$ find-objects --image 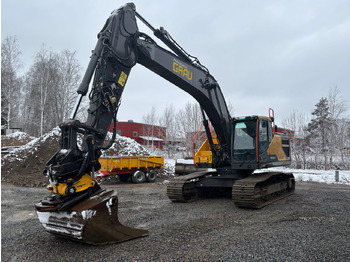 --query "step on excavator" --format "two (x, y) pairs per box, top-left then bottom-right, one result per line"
(35, 3), (295, 245)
